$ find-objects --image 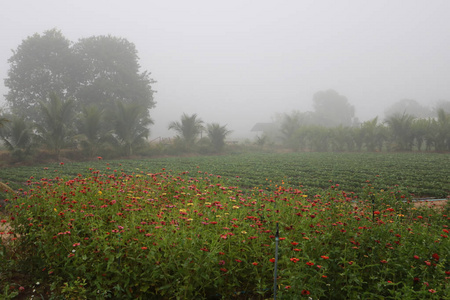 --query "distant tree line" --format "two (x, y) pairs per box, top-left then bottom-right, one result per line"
(1, 29), (449, 164)
(273, 109), (450, 152)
